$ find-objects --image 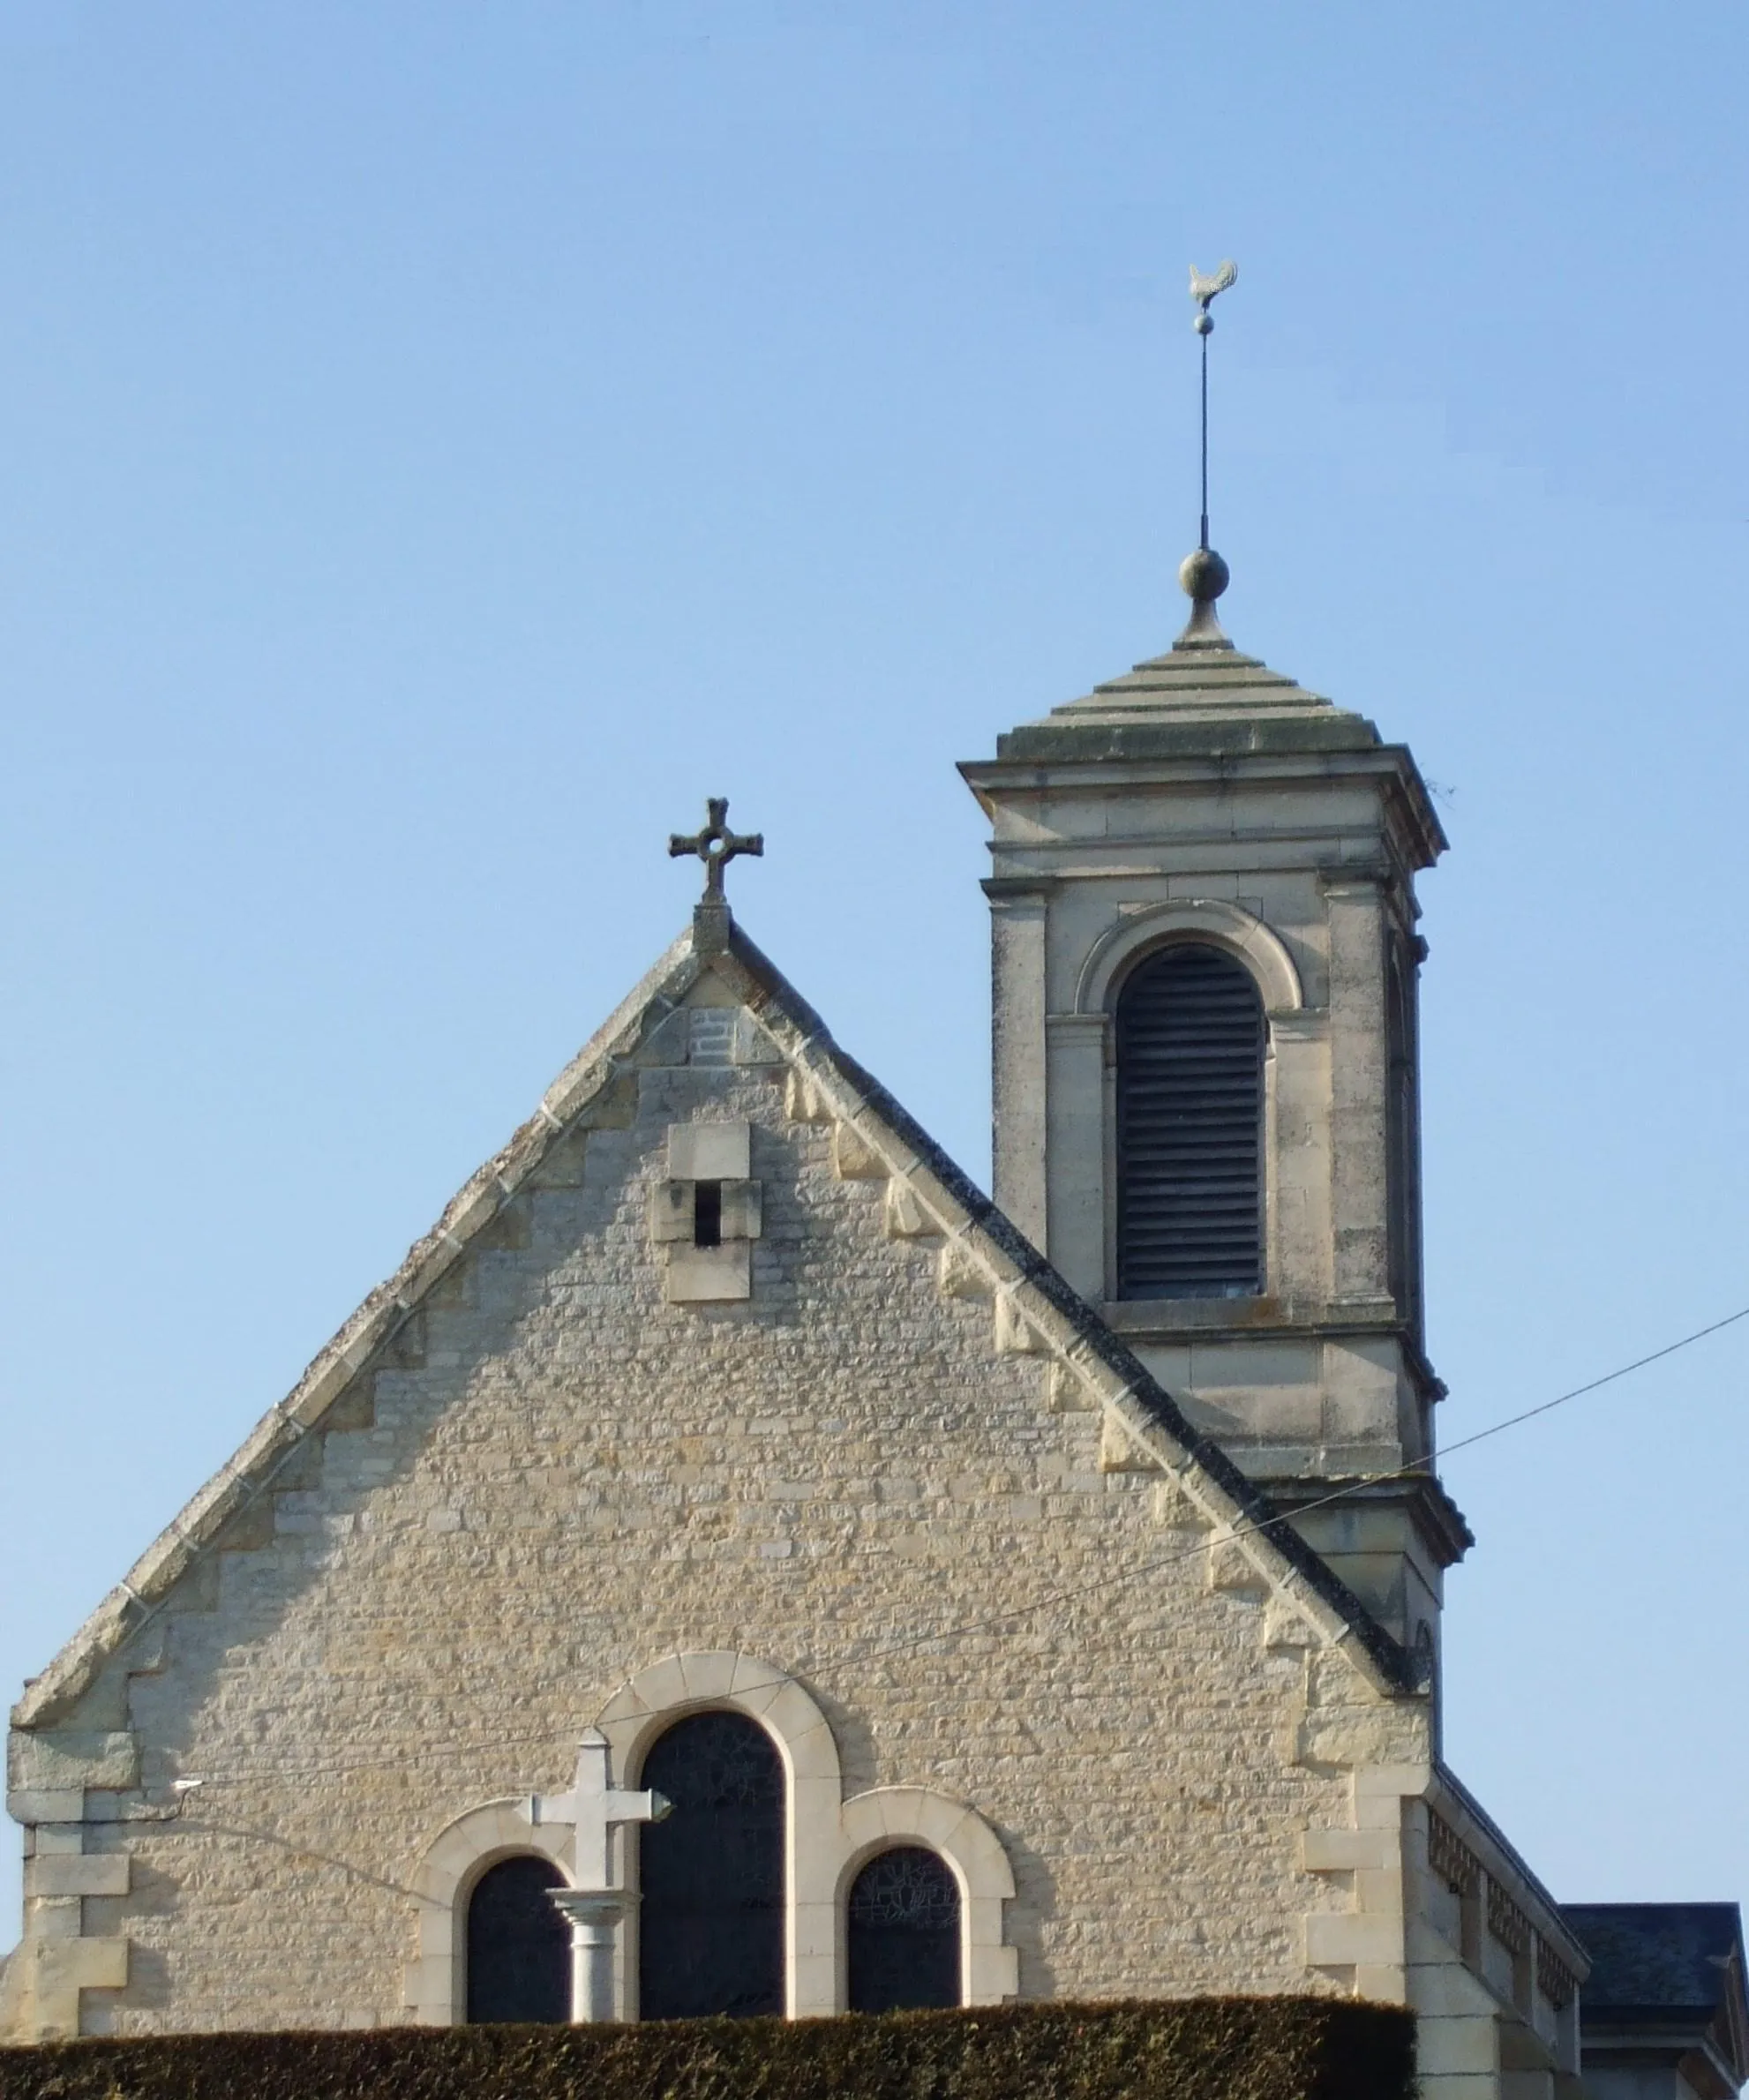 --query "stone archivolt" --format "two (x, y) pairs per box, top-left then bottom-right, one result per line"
(403, 1653), (1016, 2024)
